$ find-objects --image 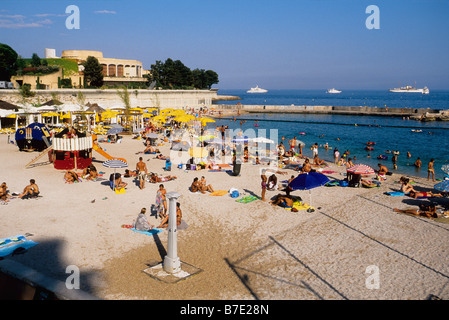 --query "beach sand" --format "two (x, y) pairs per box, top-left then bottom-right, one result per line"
(1, 133), (449, 300)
